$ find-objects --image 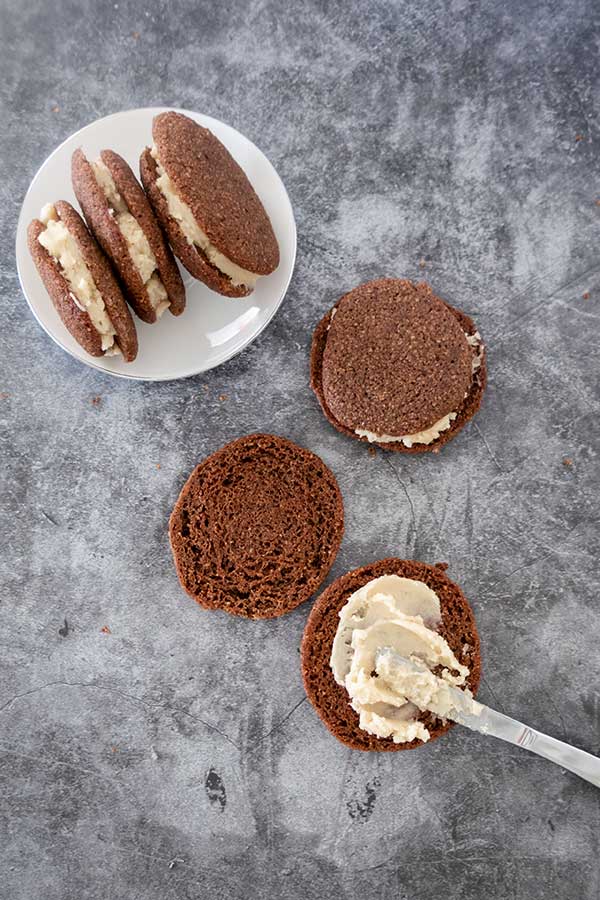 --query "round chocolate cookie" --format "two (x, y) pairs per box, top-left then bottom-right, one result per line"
(310, 279), (487, 453)
(301, 558), (481, 751)
(28, 200), (138, 361)
(169, 434), (344, 619)
(72, 148), (185, 323)
(140, 112), (279, 297)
